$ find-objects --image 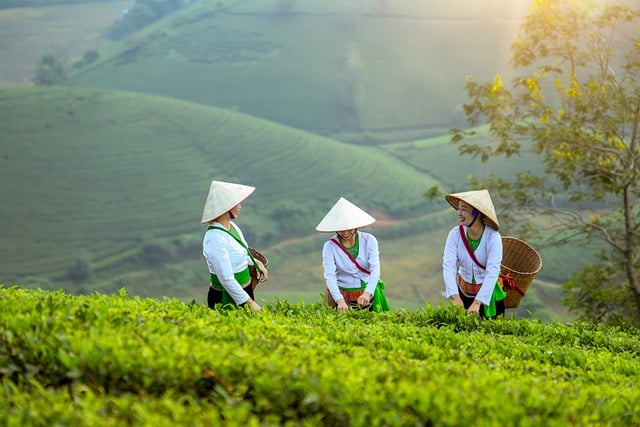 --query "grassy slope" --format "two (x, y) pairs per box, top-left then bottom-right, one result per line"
(379, 127), (543, 187)
(1, 1), (581, 320)
(0, 84), (576, 320)
(0, 85), (439, 284)
(67, 0), (528, 136)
